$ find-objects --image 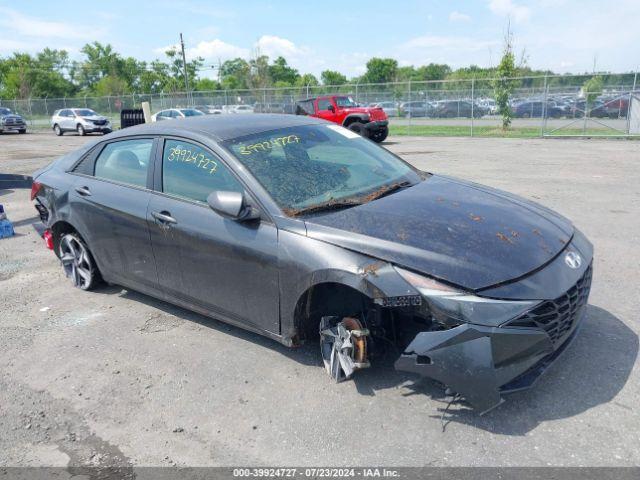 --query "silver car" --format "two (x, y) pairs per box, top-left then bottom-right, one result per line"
(151, 108), (206, 122)
(51, 109), (112, 136)
(371, 101), (399, 117)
